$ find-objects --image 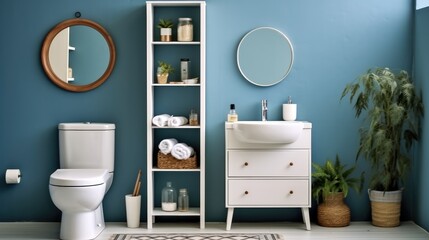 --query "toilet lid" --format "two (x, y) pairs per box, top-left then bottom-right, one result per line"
(50, 169), (109, 187)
